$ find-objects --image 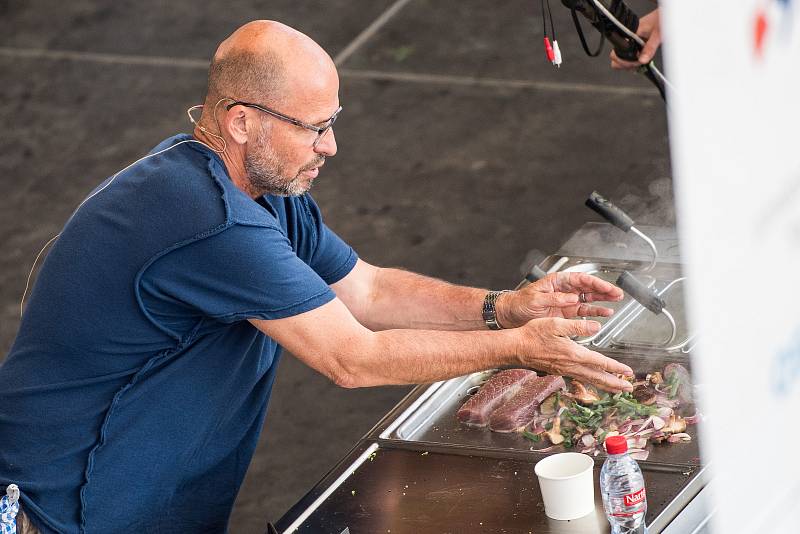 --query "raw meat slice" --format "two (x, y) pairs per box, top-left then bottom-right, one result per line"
(456, 369), (537, 427)
(489, 375), (566, 433)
